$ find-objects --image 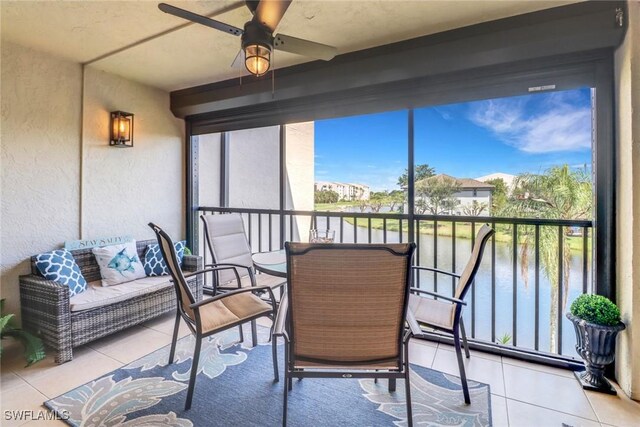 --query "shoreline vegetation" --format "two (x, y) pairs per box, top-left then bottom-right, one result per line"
(314, 204), (590, 253)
